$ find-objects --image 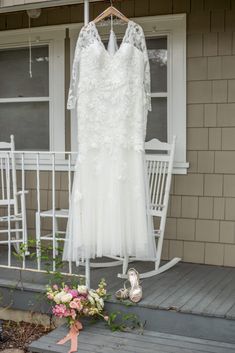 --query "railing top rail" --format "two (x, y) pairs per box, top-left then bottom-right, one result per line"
(0, 151), (78, 154)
